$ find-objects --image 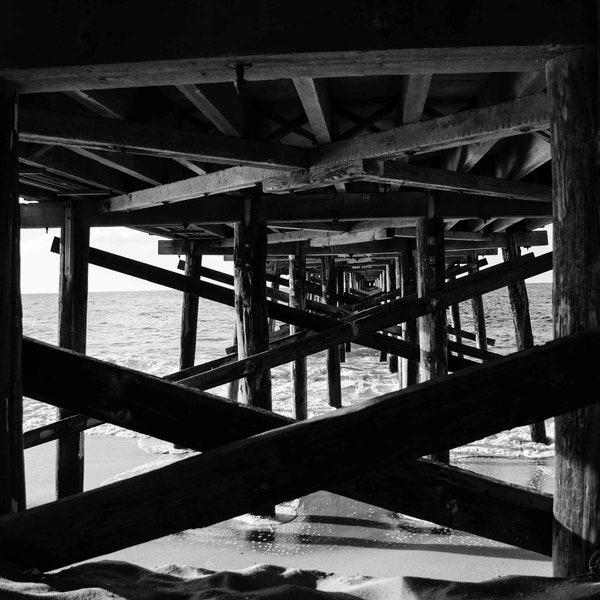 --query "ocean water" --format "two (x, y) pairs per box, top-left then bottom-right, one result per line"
(22, 283), (555, 460)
